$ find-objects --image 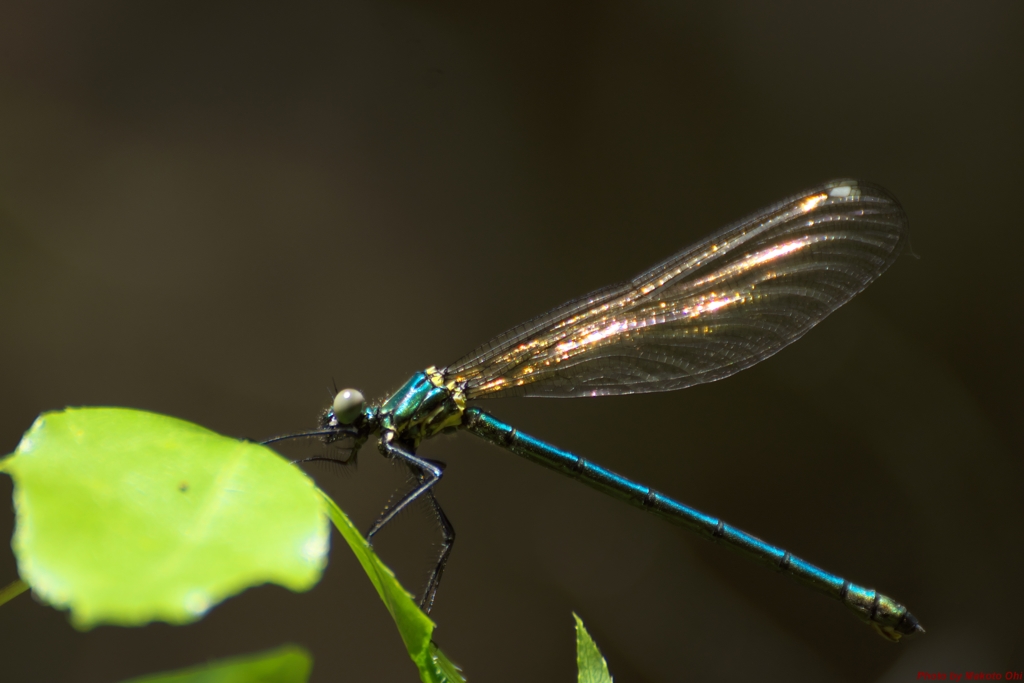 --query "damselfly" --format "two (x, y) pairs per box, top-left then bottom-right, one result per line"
(267, 179), (922, 642)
